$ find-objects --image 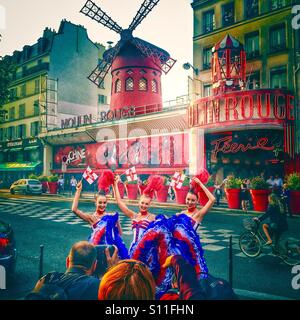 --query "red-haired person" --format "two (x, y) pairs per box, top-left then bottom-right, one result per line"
(98, 259), (156, 300)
